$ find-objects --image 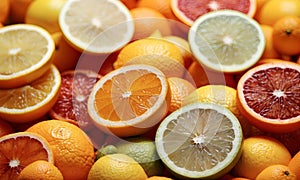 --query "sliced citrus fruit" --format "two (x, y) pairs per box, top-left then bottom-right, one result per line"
(188, 10), (265, 73)
(0, 65), (61, 123)
(237, 61), (300, 133)
(155, 102), (243, 179)
(0, 24), (55, 88)
(59, 0), (134, 54)
(49, 70), (101, 130)
(171, 0), (257, 26)
(88, 64), (169, 137)
(0, 132), (54, 179)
